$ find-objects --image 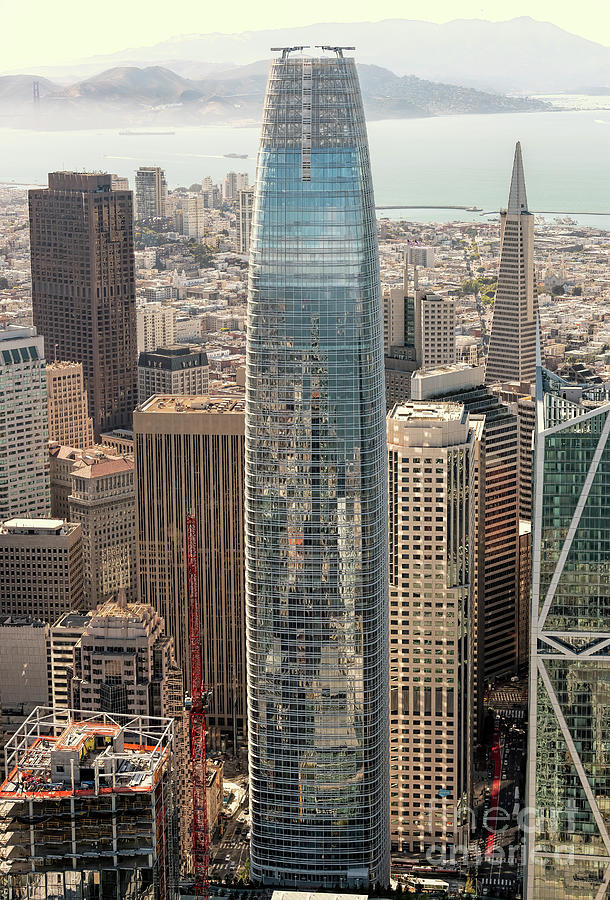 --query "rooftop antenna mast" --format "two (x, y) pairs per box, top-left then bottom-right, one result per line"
(315, 45), (356, 57)
(270, 45), (310, 59)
